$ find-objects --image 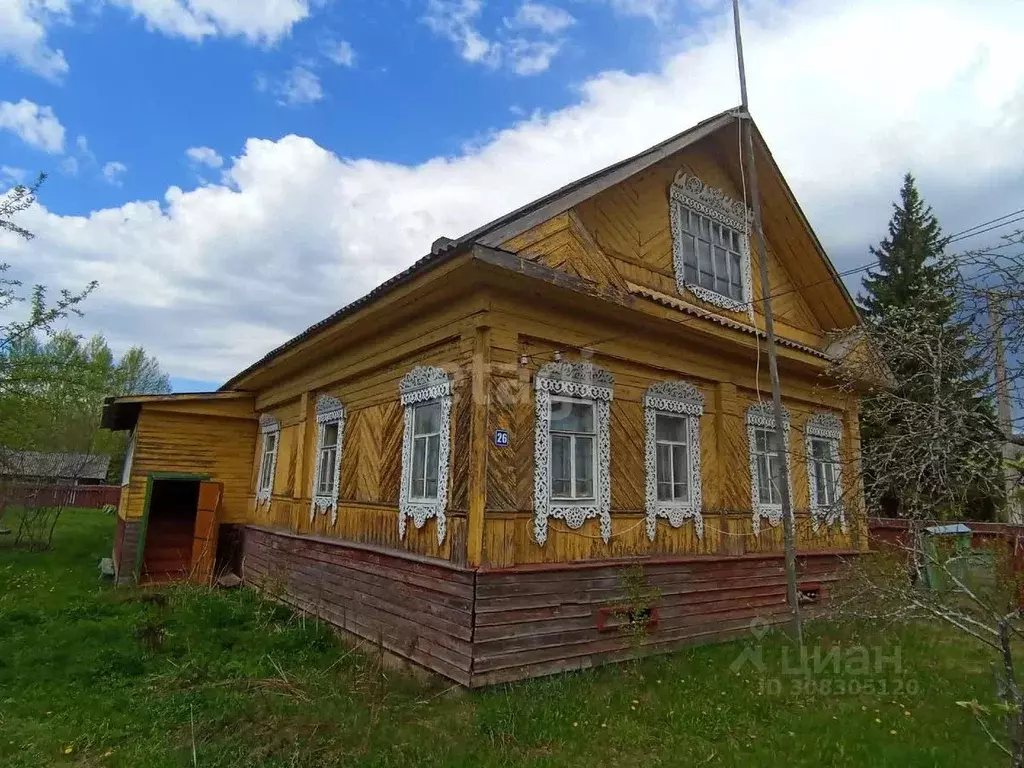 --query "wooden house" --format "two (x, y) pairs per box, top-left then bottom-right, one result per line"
(102, 108), (866, 686)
